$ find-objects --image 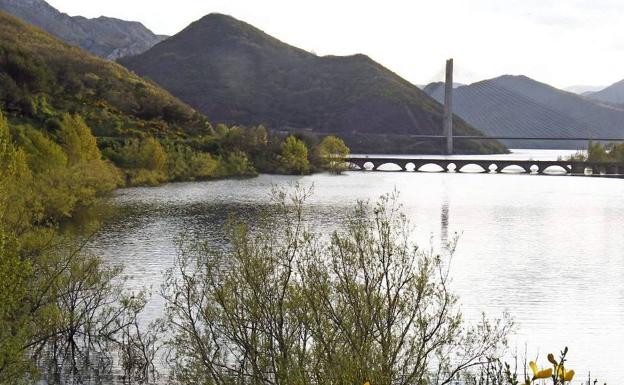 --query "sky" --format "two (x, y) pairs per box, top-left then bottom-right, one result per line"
(46, 0), (624, 89)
